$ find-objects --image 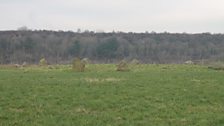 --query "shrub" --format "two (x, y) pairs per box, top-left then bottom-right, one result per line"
(116, 60), (129, 71)
(184, 60), (194, 65)
(22, 62), (27, 67)
(81, 58), (90, 65)
(14, 64), (21, 68)
(208, 62), (224, 70)
(72, 58), (85, 72)
(130, 59), (140, 65)
(39, 58), (47, 66)
(48, 66), (54, 69)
